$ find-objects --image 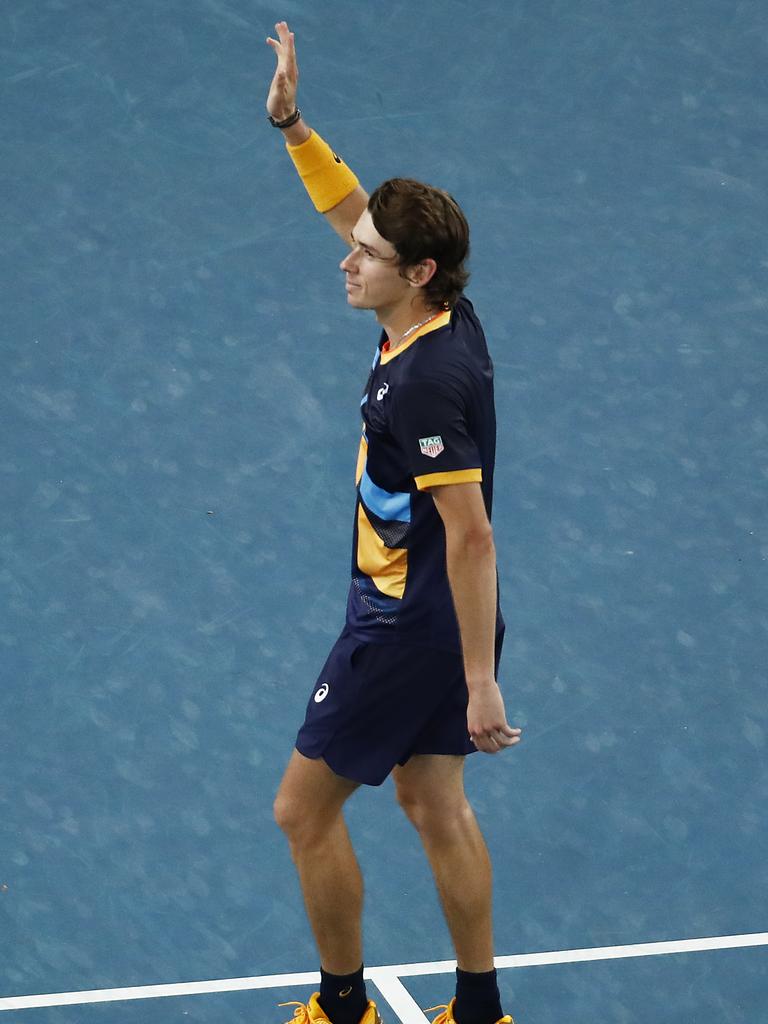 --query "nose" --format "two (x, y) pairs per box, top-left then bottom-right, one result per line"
(340, 248), (358, 273)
